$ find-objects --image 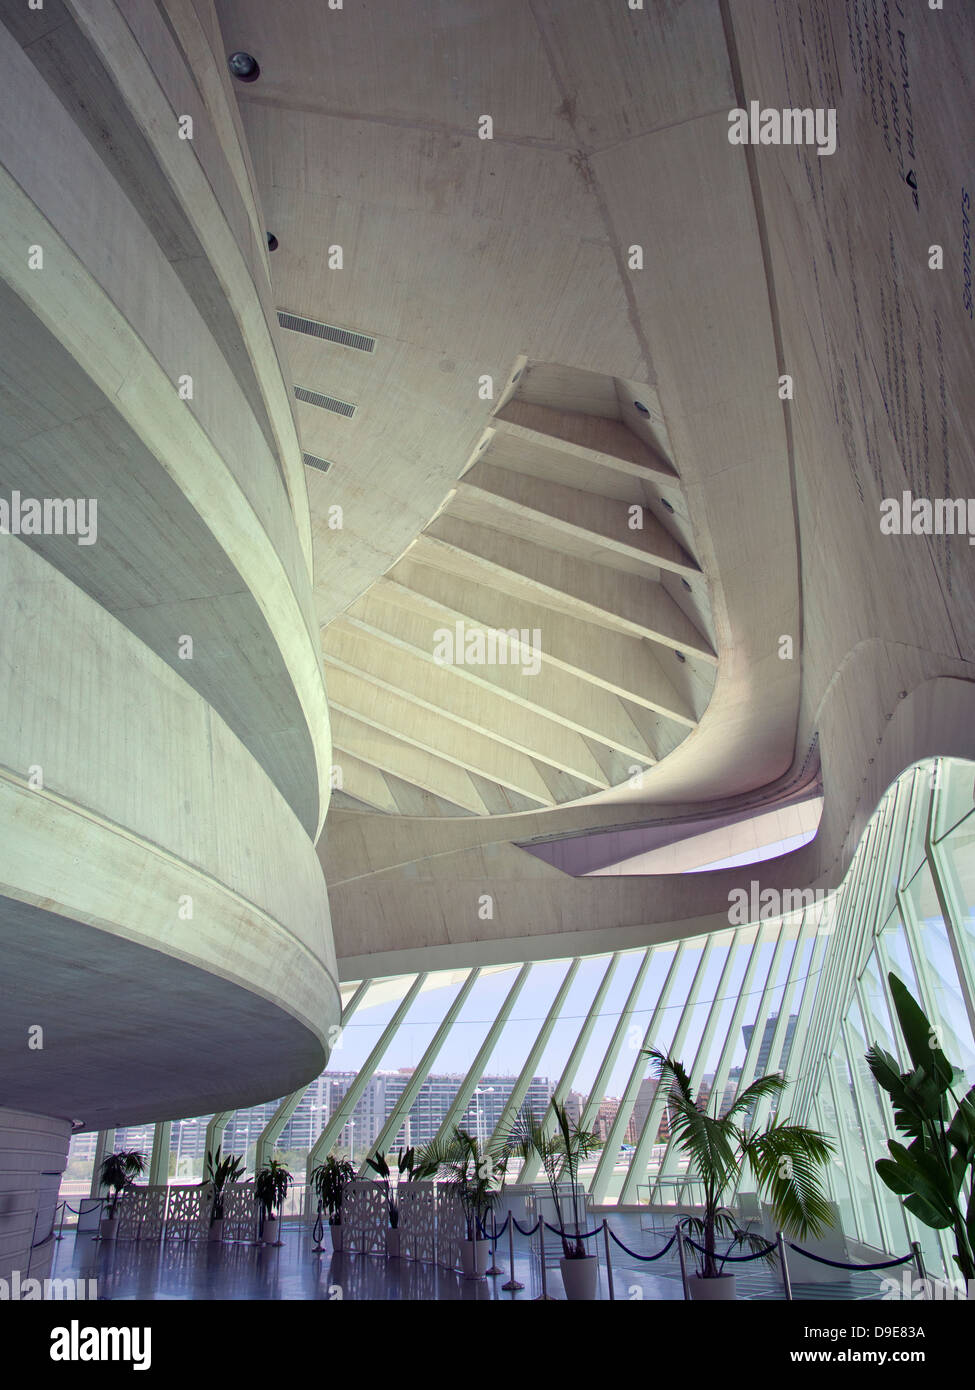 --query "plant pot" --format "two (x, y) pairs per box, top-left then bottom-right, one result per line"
(330, 1222), (344, 1253)
(460, 1238), (490, 1279)
(560, 1254), (598, 1300)
(262, 1214), (279, 1244)
(386, 1227), (401, 1258)
(99, 1215), (119, 1241)
(688, 1273), (737, 1301)
(208, 1218), (224, 1243)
